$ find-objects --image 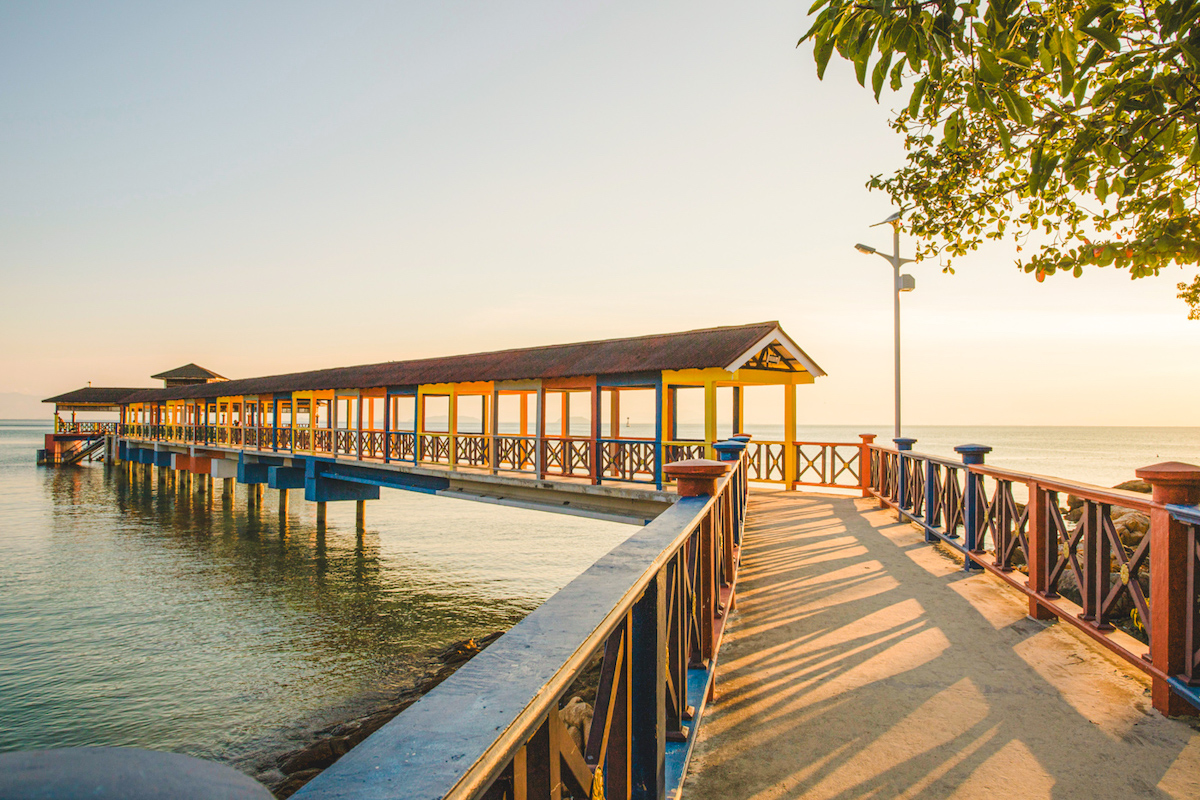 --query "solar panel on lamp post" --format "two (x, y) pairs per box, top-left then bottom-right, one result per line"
(856, 211), (916, 441)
